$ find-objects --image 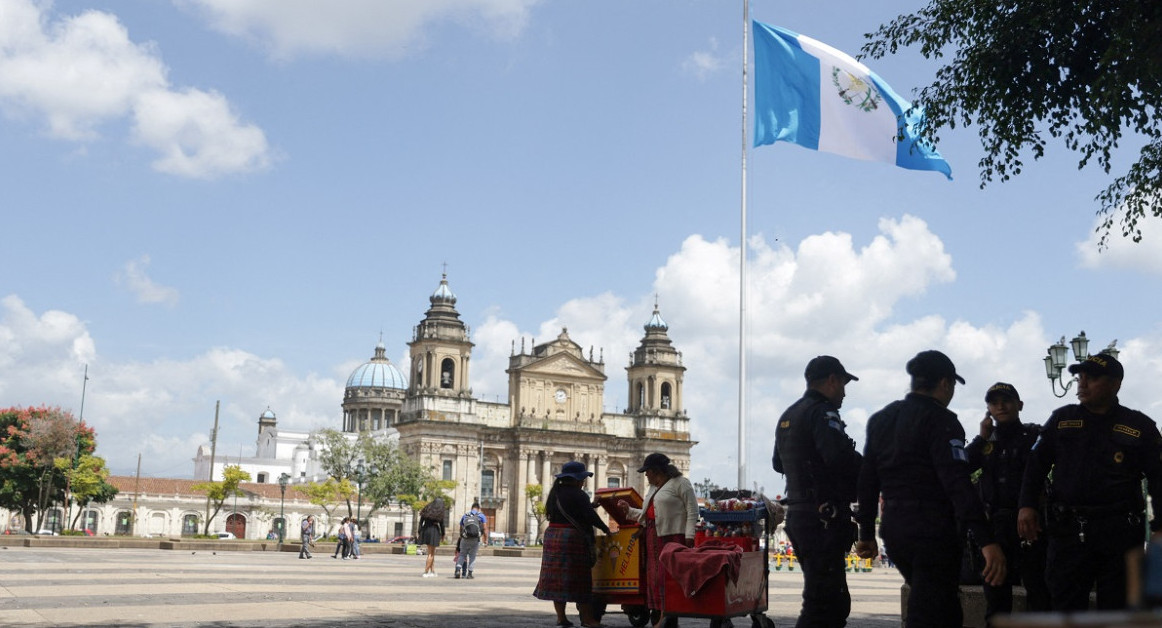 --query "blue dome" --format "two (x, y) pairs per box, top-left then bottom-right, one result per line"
(347, 361), (408, 389)
(346, 341), (408, 389)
